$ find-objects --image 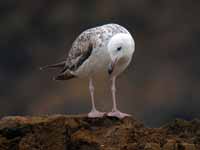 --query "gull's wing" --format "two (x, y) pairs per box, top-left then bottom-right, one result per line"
(65, 35), (94, 71)
(40, 61), (66, 70)
(54, 30), (95, 80)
